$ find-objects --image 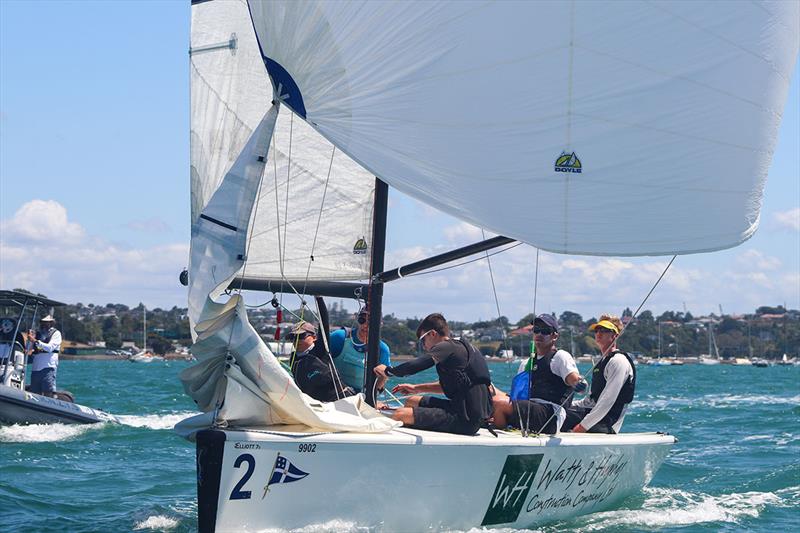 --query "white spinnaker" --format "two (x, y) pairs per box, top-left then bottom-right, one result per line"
(182, 0), (397, 436)
(191, 0), (374, 282)
(251, 0), (799, 256)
